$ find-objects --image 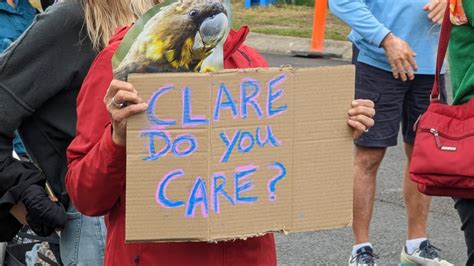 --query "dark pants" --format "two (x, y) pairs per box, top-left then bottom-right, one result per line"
(353, 61), (445, 147)
(351, 45), (446, 147)
(455, 198), (474, 265)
